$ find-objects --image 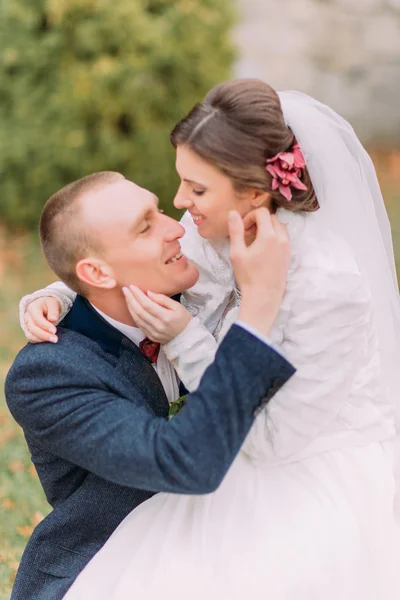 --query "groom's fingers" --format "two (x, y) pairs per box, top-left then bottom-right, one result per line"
(242, 208), (271, 246)
(250, 207), (274, 246)
(242, 209), (259, 232)
(228, 211), (246, 260)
